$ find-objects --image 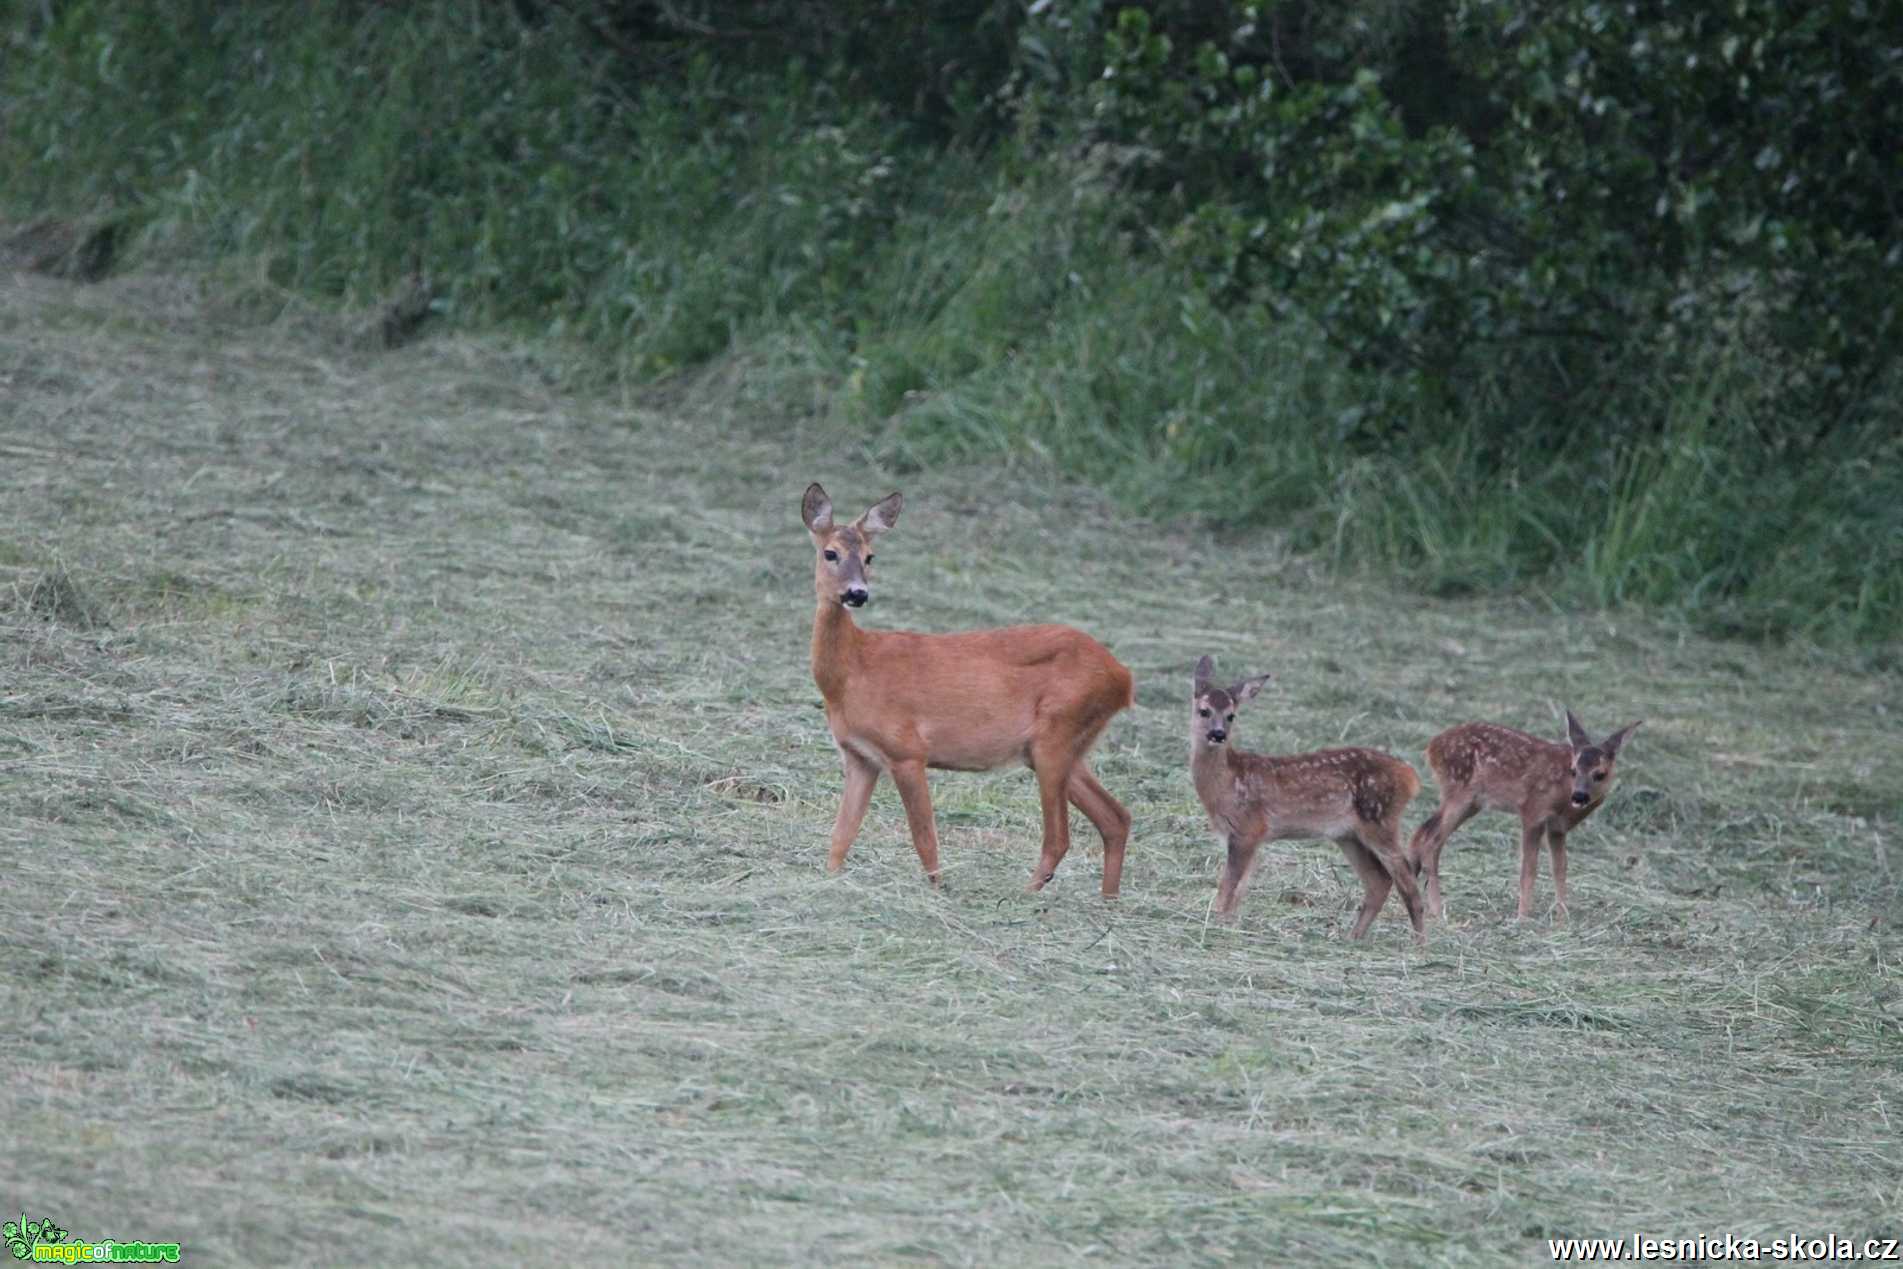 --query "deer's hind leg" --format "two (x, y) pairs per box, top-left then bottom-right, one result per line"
(1066, 761), (1131, 898)
(1026, 747), (1078, 890)
(1411, 795), (1478, 919)
(1025, 701), (1117, 892)
(1337, 835), (1393, 940)
(1360, 819), (1425, 940)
